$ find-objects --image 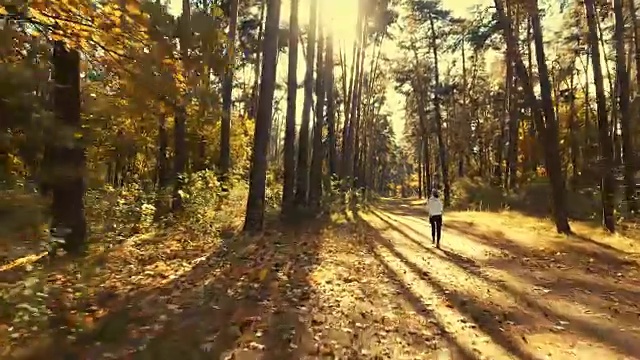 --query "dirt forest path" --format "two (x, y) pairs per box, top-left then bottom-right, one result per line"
(359, 198), (640, 360)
